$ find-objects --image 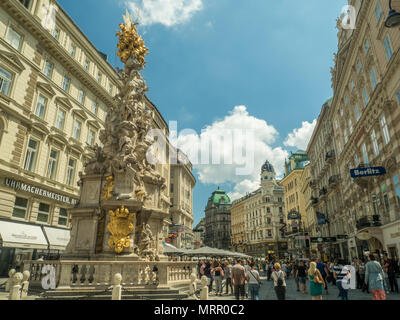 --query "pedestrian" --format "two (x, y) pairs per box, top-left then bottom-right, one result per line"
(267, 262), (273, 281)
(36, 255), (45, 261)
(352, 258), (361, 289)
(211, 262), (224, 296)
(383, 253), (399, 293)
(359, 258), (368, 293)
(296, 261), (307, 294)
(365, 254), (386, 300)
(293, 261), (300, 292)
(223, 261), (233, 295)
(334, 260), (351, 300)
(308, 261), (325, 300)
(247, 262), (261, 300)
(231, 259), (248, 301)
(316, 258), (329, 294)
(243, 260), (251, 298)
(271, 263), (286, 300)
(204, 262), (213, 294)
